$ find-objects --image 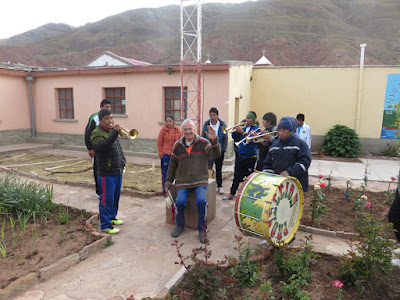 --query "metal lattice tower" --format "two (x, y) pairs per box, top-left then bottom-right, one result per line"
(180, 0), (202, 134)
